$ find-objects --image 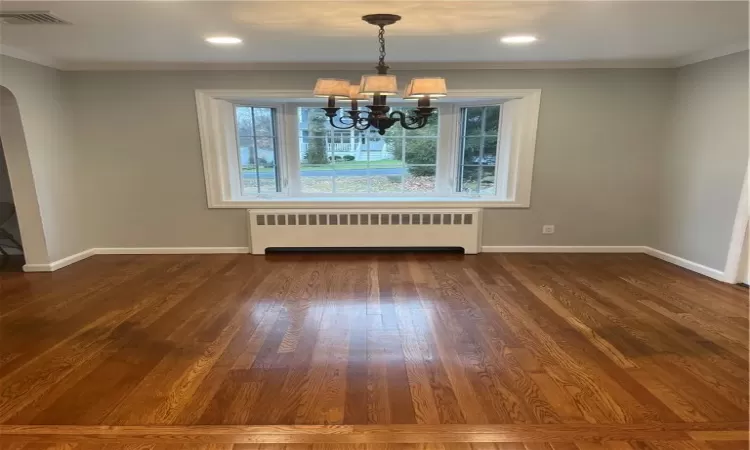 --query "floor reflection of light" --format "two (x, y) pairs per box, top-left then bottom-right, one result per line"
(240, 298), (440, 347)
